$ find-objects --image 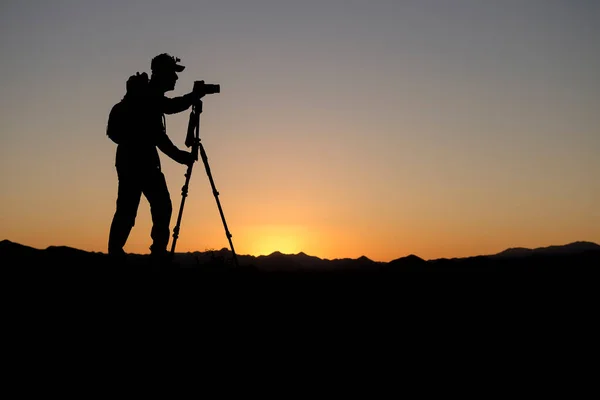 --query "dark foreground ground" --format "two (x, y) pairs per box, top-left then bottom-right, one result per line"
(3, 239), (598, 391)
(3, 240), (598, 366)
(4, 239), (599, 299)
